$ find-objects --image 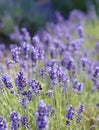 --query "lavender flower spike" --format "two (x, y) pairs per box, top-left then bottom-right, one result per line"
(36, 100), (49, 130)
